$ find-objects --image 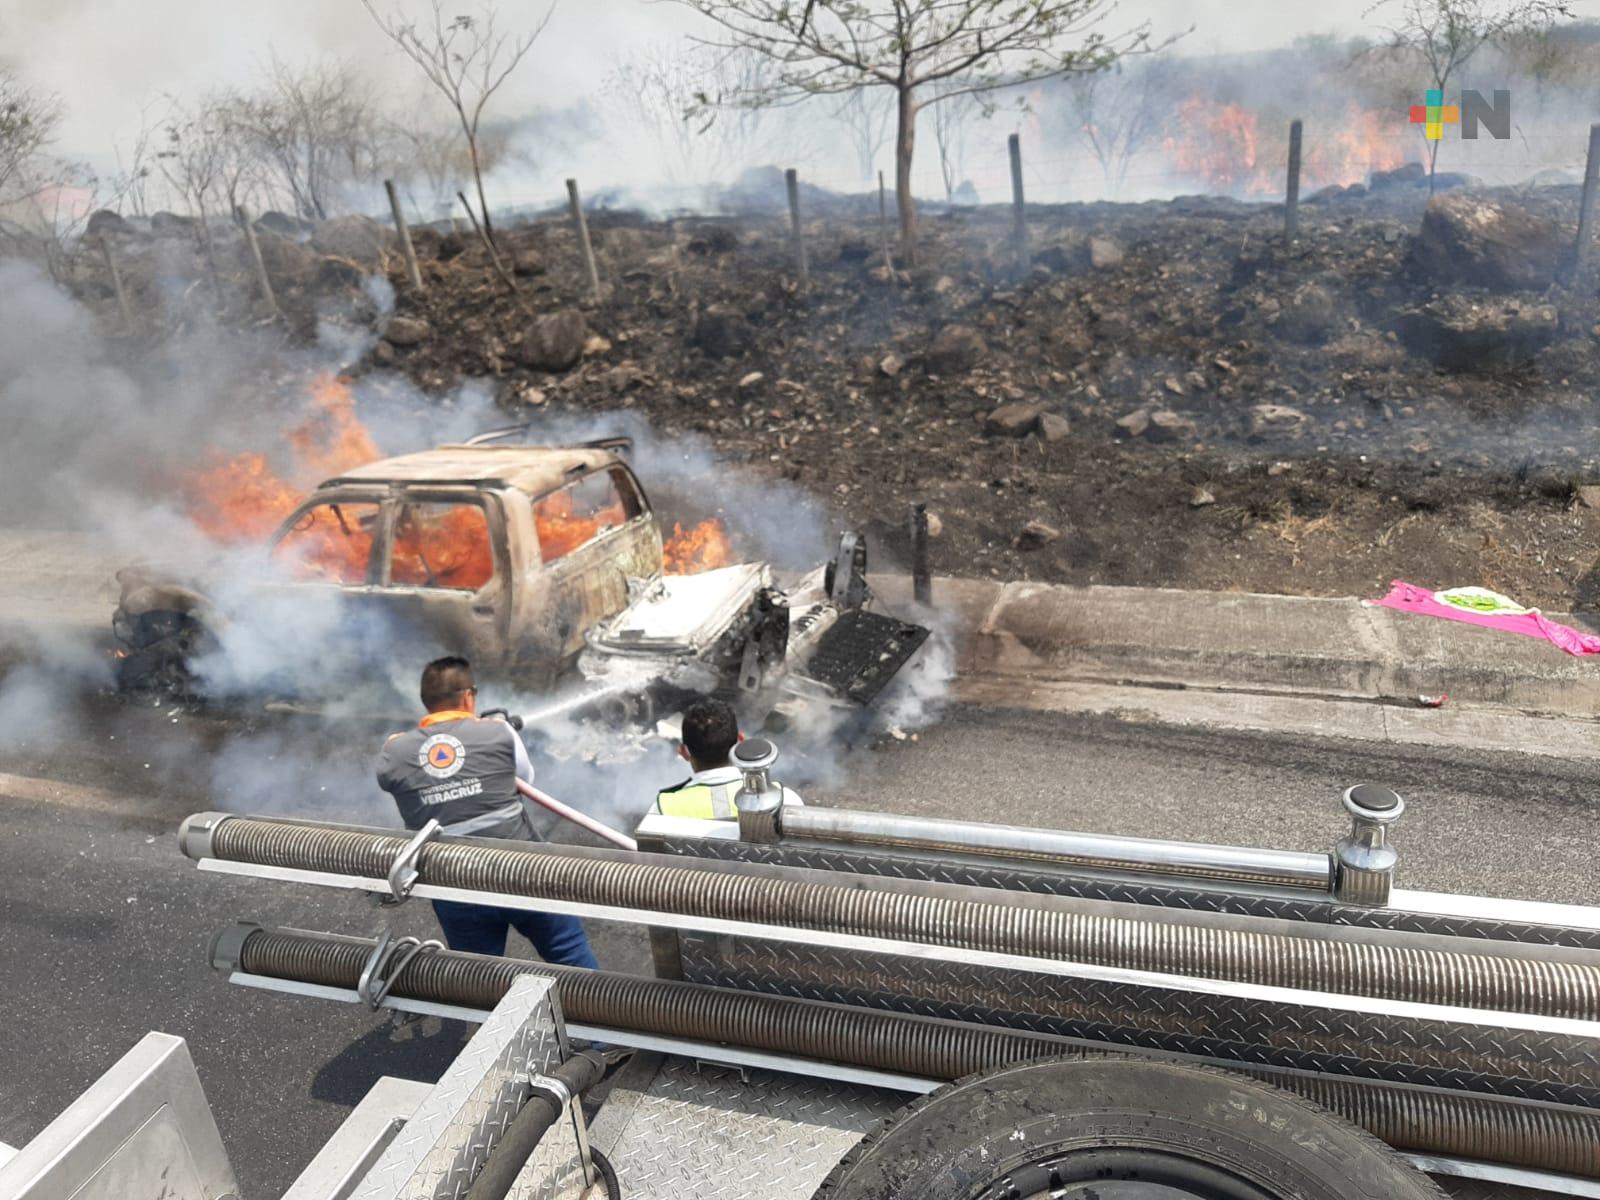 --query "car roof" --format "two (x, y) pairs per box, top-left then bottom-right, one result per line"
(321, 445), (621, 495)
